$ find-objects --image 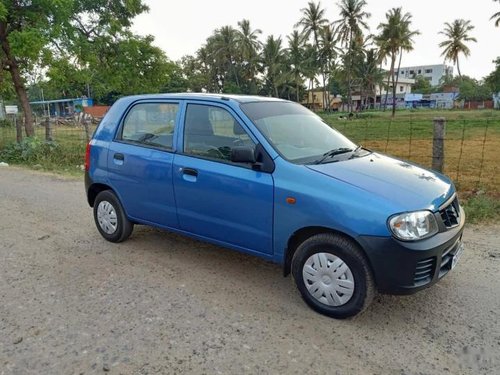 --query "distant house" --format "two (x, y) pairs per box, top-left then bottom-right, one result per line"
(29, 97), (94, 117)
(302, 90), (342, 111)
